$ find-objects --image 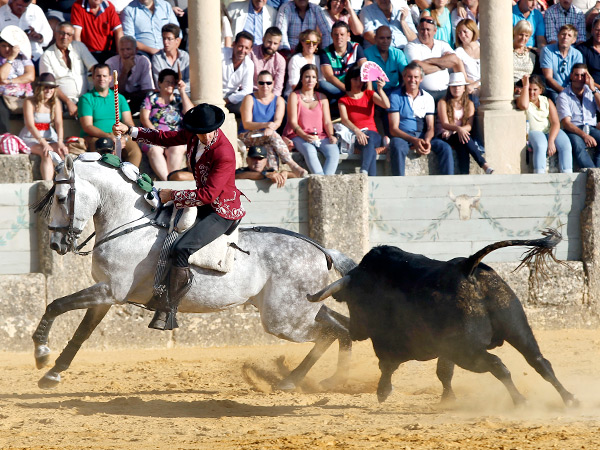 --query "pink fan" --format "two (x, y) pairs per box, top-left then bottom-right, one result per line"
(360, 61), (389, 82)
